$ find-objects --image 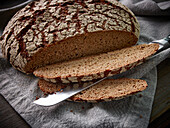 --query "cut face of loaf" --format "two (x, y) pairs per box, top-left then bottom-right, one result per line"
(0, 0), (140, 73)
(38, 78), (148, 102)
(34, 44), (159, 83)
